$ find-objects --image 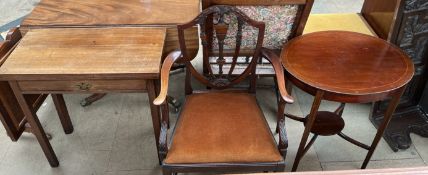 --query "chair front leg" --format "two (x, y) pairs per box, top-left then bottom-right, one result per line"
(159, 122), (168, 161)
(277, 98), (288, 158)
(159, 102), (169, 162)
